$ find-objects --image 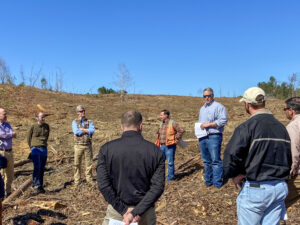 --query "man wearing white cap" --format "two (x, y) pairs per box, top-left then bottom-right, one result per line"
(223, 87), (292, 225)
